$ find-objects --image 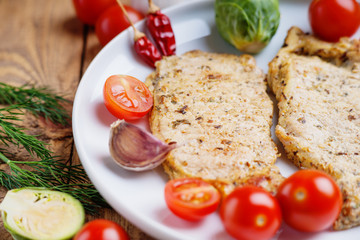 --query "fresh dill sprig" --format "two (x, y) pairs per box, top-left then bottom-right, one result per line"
(0, 152), (108, 214)
(0, 83), (70, 125)
(0, 106), (51, 160)
(0, 83), (109, 214)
